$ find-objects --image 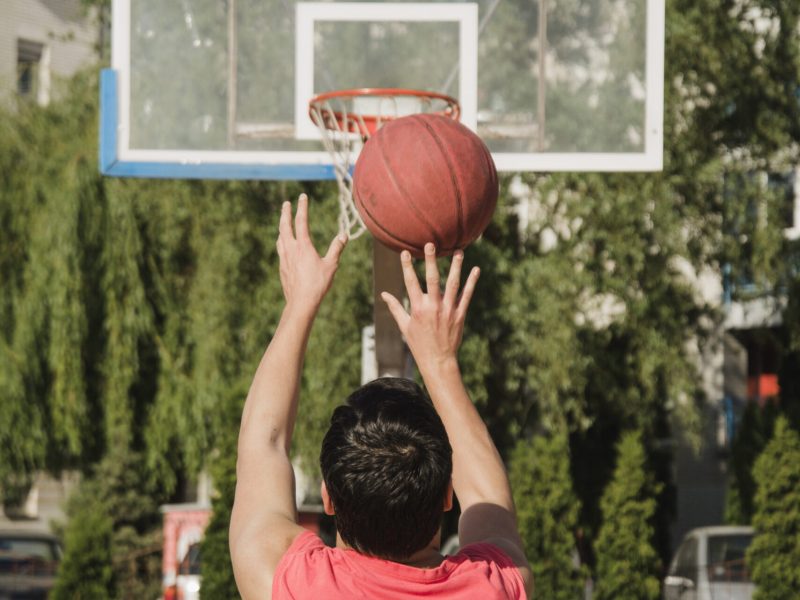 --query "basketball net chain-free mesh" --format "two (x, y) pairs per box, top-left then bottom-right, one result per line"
(309, 89), (460, 239)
